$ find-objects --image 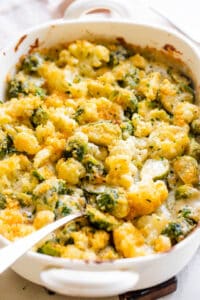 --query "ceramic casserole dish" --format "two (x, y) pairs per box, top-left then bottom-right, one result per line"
(0, 0), (200, 297)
